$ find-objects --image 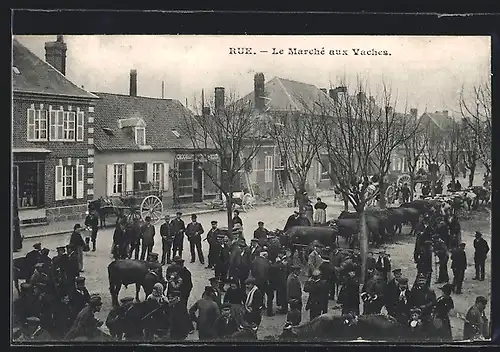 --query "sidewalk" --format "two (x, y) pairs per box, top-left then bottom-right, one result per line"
(21, 206), (222, 239)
